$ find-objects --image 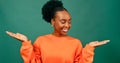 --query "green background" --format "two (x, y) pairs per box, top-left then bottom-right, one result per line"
(0, 0), (120, 63)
